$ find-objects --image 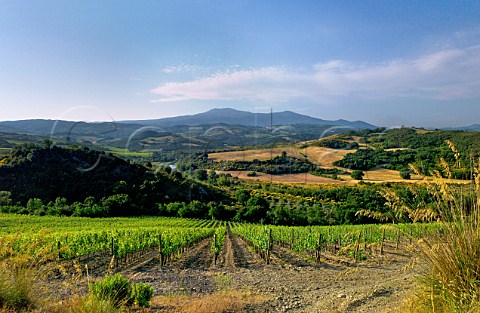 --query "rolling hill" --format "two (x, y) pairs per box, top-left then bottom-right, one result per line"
(122, 108), (377, 129)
